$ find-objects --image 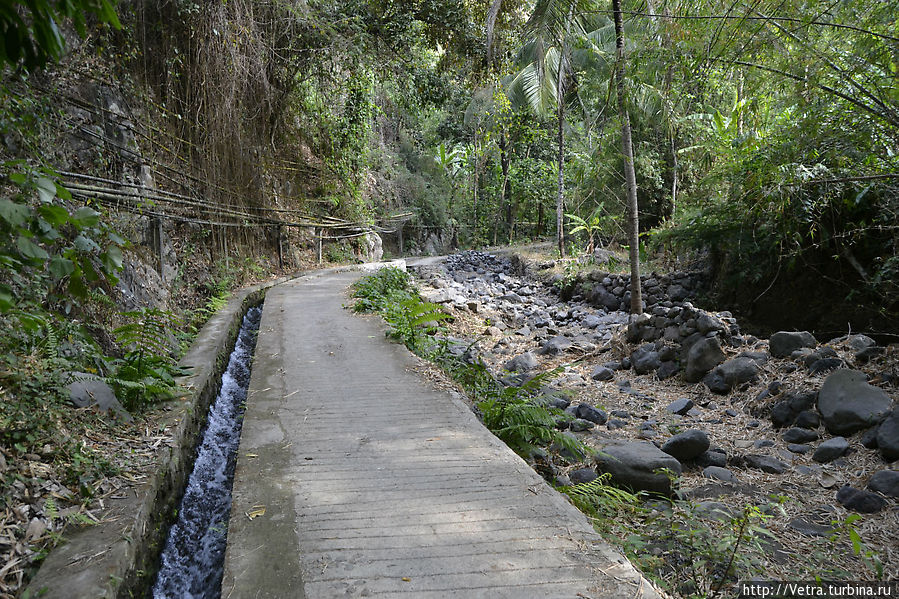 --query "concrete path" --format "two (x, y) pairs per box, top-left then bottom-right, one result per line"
(222, 270), (658, 598)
